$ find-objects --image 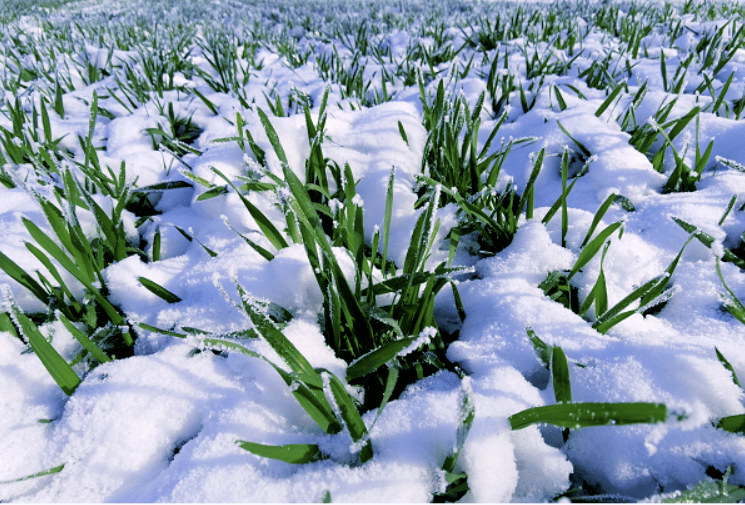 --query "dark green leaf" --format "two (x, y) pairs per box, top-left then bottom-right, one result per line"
(236, 440), (326, 464)
(509, 402), (667, 430)
(138, 276), (182, 303)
